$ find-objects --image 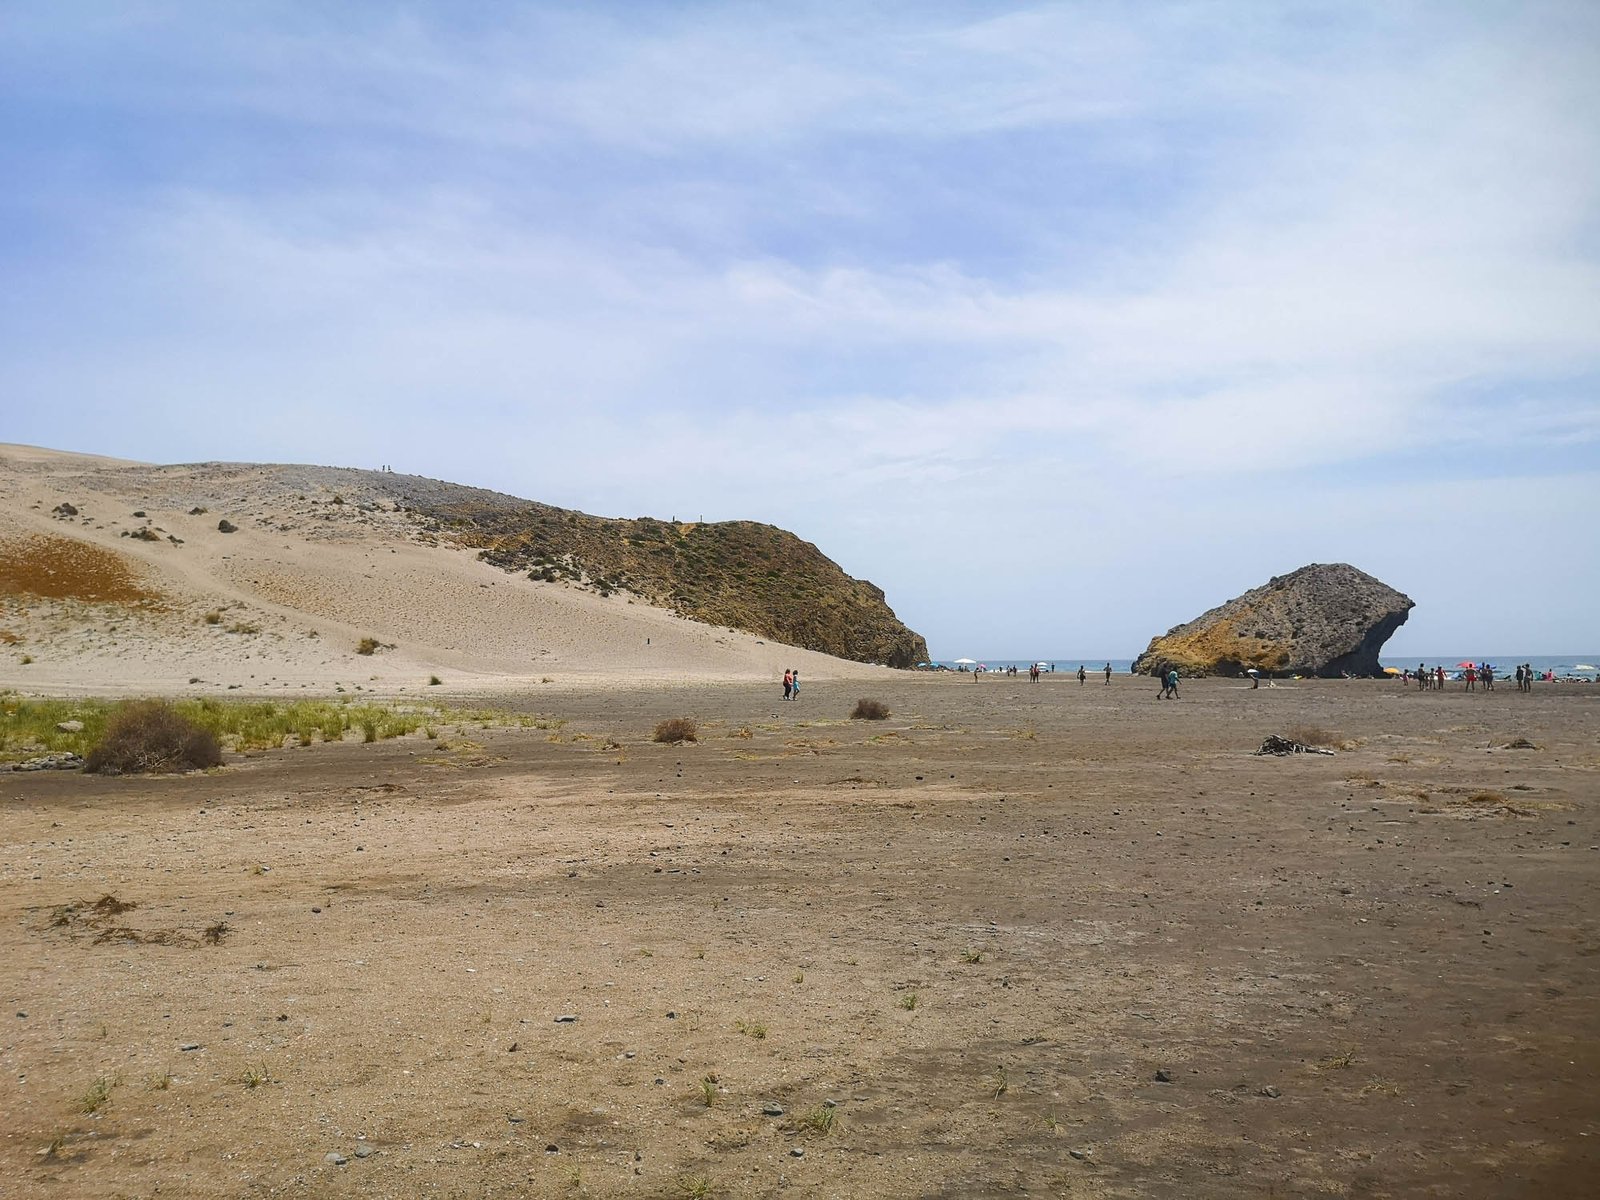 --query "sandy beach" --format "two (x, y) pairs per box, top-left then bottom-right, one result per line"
(3, 445), (1598, 1196)
(3, 673), (1597, 1198)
